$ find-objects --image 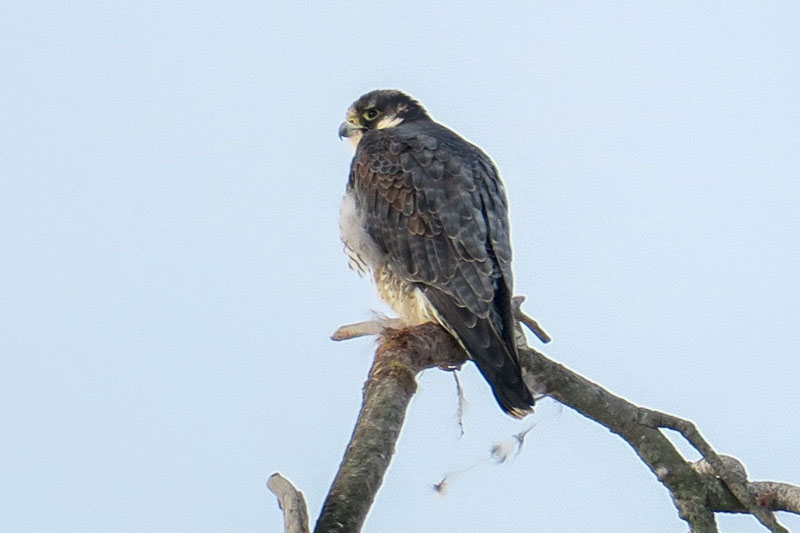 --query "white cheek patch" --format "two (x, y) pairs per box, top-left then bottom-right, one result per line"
(375, 115), (404, 130)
